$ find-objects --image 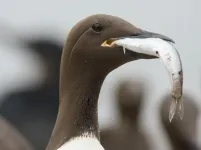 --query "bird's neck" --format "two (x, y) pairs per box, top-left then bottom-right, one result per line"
(46, 58), (107, 150)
